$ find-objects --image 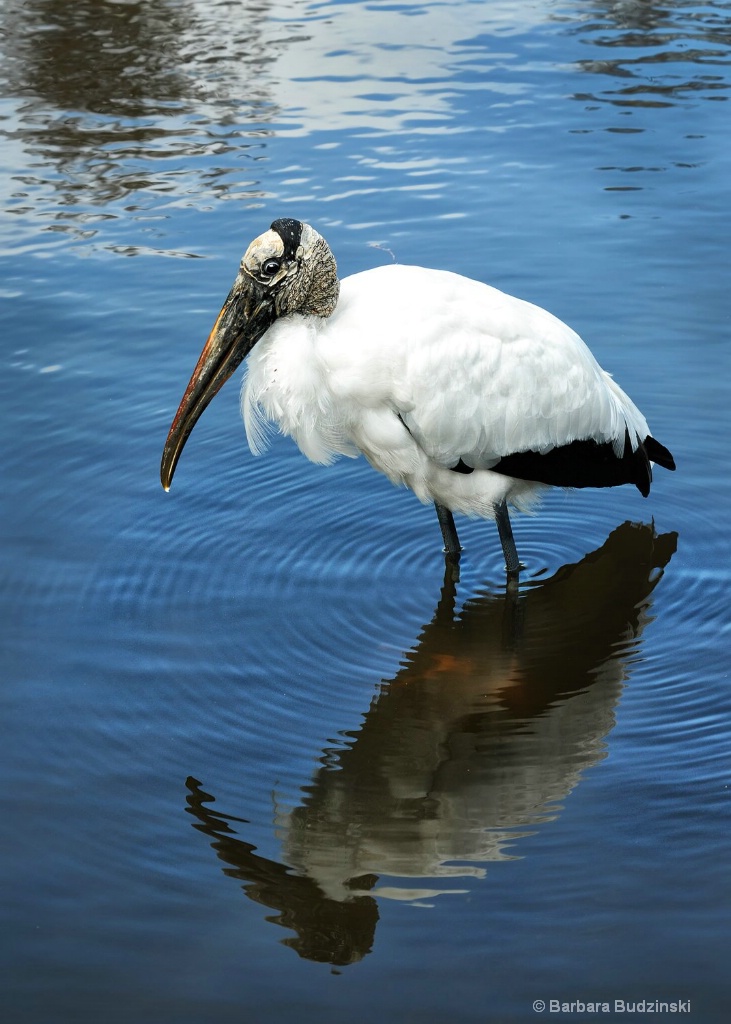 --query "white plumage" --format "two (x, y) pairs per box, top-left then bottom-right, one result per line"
(161, 219), (674, 573)
(242, 263), (649, 519)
